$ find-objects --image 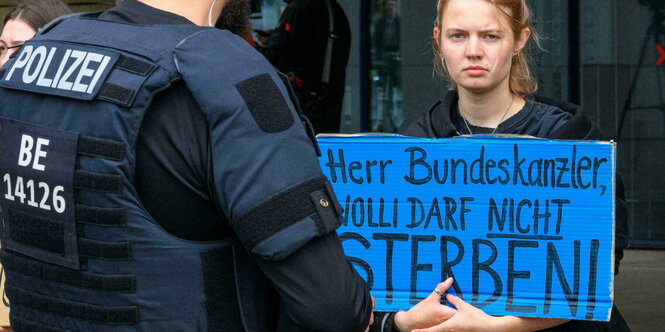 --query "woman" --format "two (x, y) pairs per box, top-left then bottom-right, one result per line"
(373, 0), (630, 331)
(0, 0), (72, 67)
